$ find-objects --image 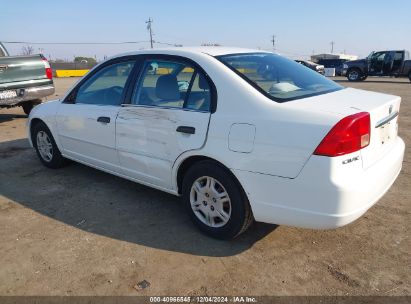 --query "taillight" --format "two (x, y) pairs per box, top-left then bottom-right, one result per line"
(314, 112), (370, 157)
(42, 57), (53, 80)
